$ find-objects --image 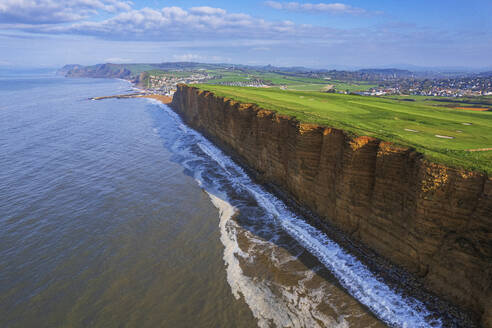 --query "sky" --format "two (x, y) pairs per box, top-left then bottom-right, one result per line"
(0, 0), (491, 70)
